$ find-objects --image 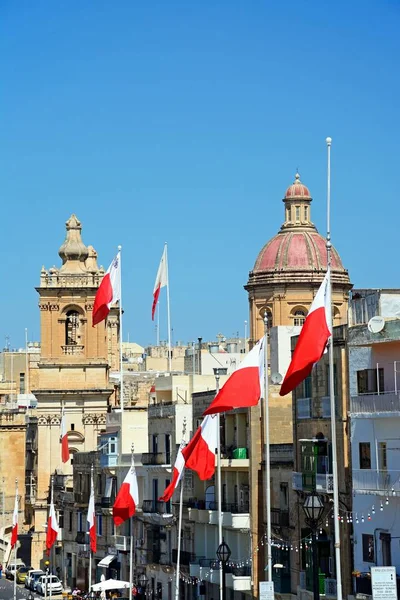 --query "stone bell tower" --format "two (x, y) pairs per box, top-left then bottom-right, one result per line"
(30, 215), (118, 566)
